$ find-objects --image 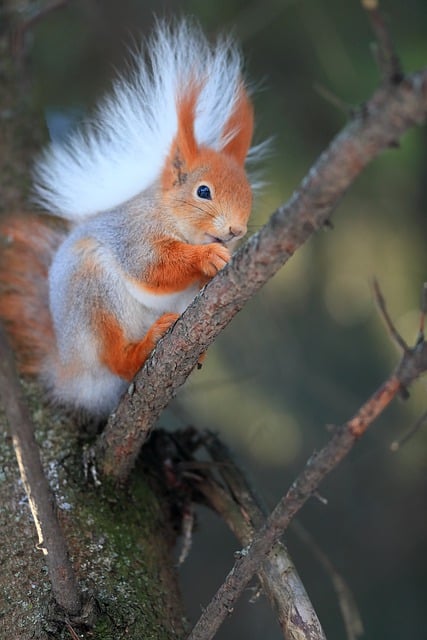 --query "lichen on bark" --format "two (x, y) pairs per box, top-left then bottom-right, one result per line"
(0, 379), (186, 639)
